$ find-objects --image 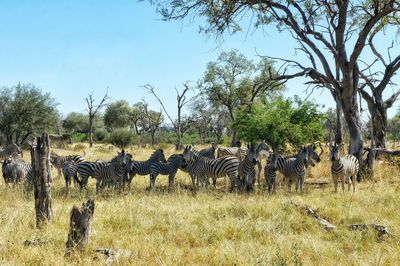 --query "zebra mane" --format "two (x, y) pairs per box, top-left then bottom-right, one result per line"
(149, 149), (164, 160)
